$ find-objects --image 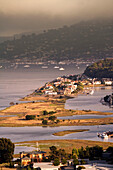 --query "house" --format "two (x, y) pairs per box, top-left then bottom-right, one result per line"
(20, 150), (46, 166)
(21, 156), (31, 167)
(64, 88), (72, 95)
(102, 78), (113, 85)
(67, 84), (77, 92)
(93, 80), (101, 85)
(45, 91), (57, 95)
(54, 81), (61, 87)
(104, 80), (112, 85)
(45, 84), (54, 90)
